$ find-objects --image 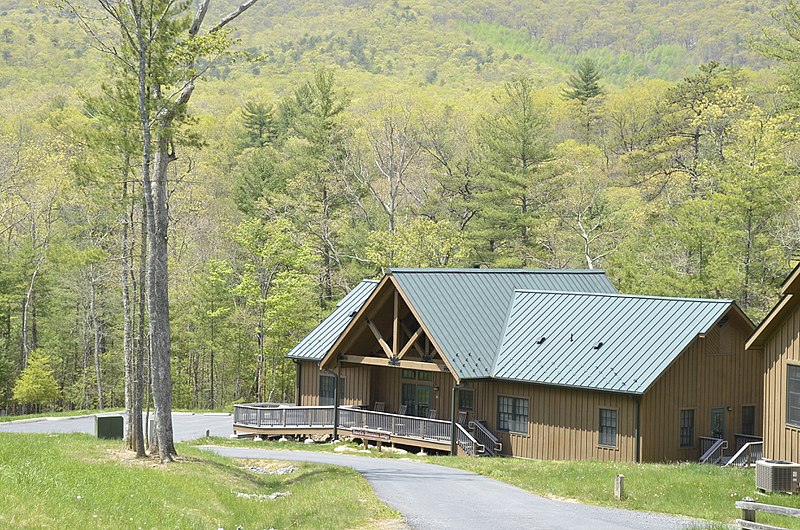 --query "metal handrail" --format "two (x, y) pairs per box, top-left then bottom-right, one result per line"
(699, 436), (728, 464)
(469, 420), (502, 456)
(724, 441), (763, 467)
(455, 423), (485, 456)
